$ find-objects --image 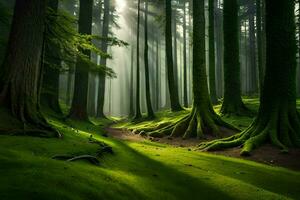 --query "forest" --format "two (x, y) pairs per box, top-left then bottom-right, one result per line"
(0, 0), (300, 199)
